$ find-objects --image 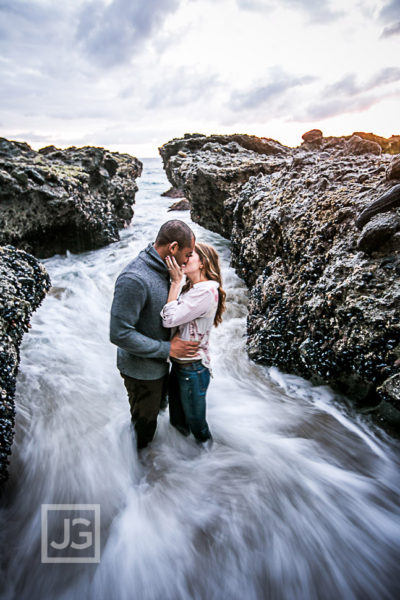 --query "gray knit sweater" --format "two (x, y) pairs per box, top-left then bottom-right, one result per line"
(109, 243), (171, 380)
